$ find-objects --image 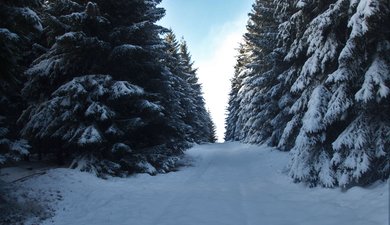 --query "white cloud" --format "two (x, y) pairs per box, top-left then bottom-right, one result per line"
(196, 16), (247, 142)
